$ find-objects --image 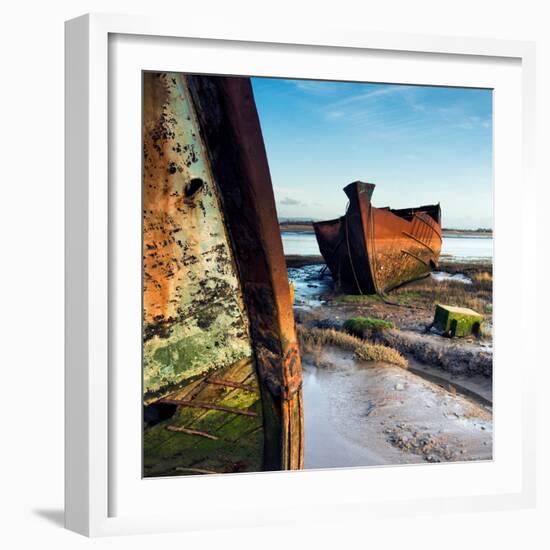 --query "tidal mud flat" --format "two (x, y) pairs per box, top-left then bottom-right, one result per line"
(287, 256), (493, 467)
